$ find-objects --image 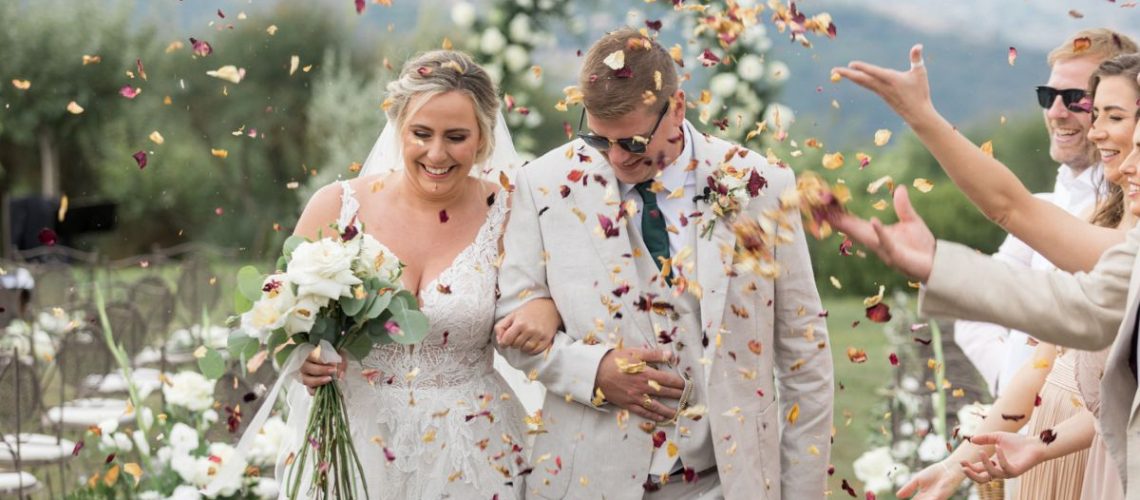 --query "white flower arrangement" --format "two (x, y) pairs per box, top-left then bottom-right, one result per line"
(853, 446), (910, 494)
(163, 370), (216, 412)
